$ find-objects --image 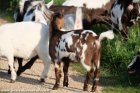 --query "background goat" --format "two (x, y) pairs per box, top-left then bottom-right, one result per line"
(128, 51), (140, 74)
(111, 0), (140, 39)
